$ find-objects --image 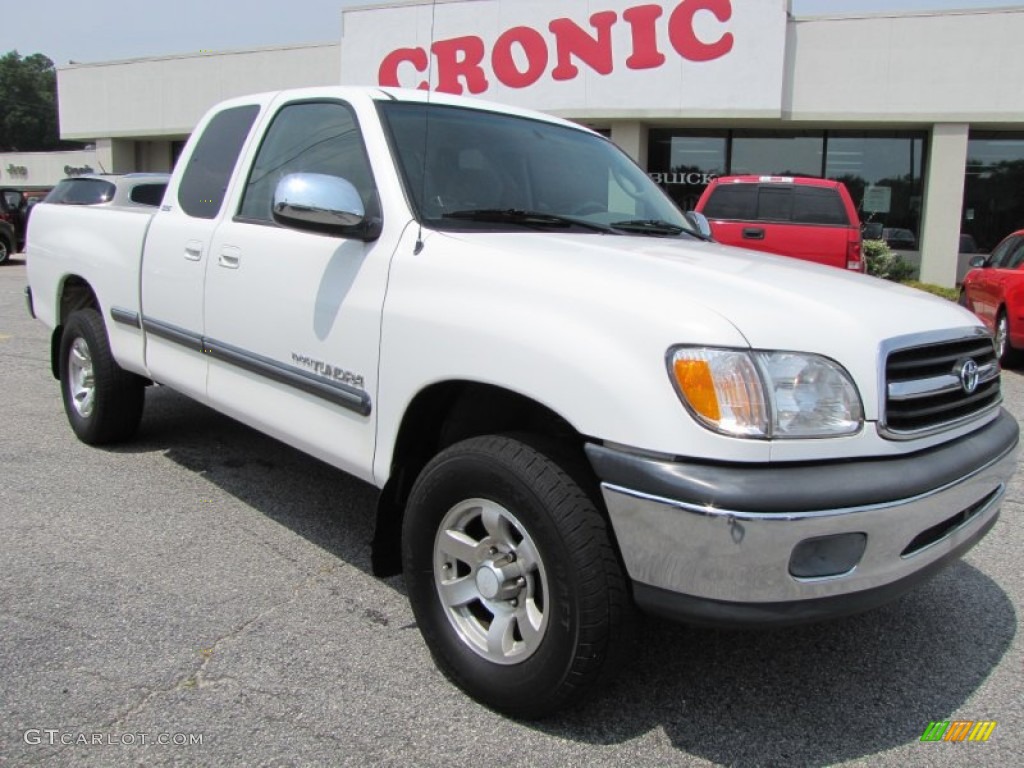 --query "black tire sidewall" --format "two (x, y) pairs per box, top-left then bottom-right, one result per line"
(404, 443), (586, 715)
(58, 308), (143, 444)
(59, 311), (103, 442)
